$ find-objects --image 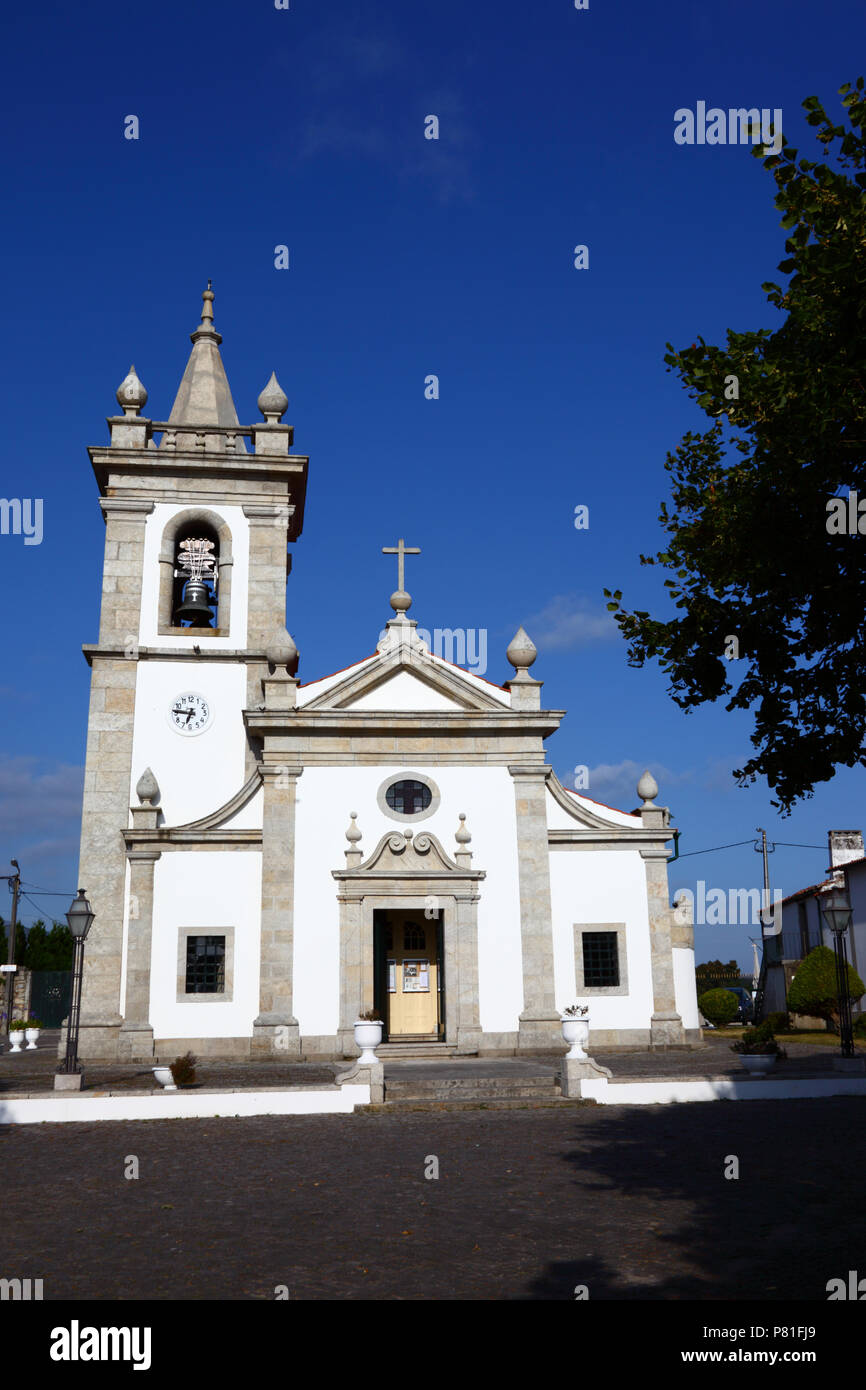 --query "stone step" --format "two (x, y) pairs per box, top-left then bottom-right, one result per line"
(384, 1076), (558, 1099)
(377, 1044), (459, 1059)
(358, 1097), (589, 1113)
